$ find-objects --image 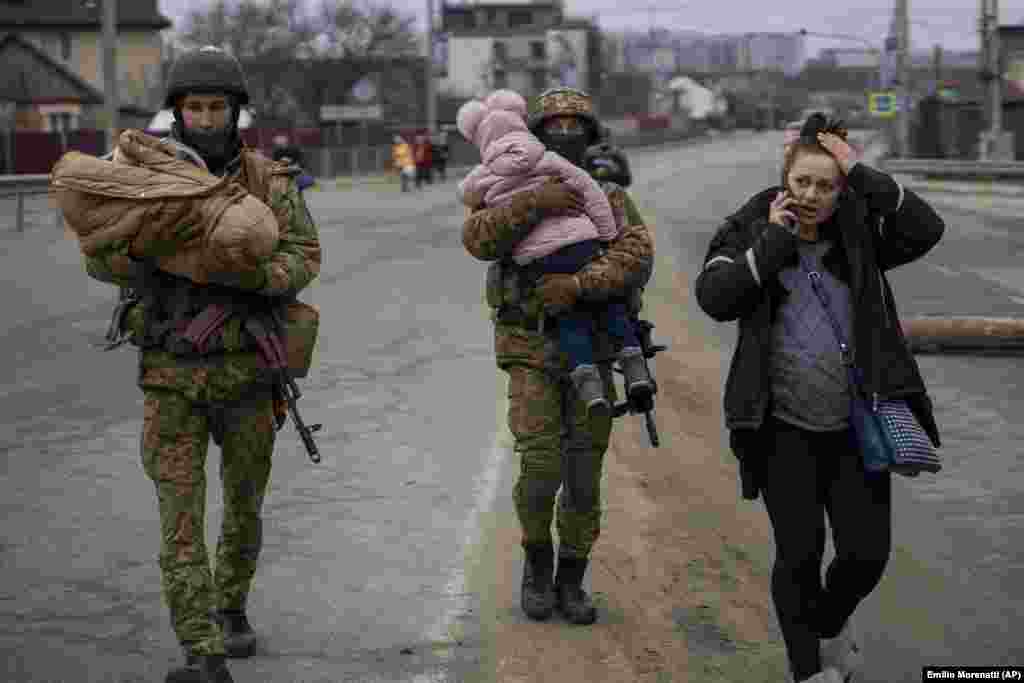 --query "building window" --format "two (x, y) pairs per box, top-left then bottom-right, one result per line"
(530, 41), (546, 60)
(509, 10), (532, 28)
(531, 69), (547, 92)
(59, 32), (71, 60)
(492, 41), (507, 63)
(493, 70), (507, 89)
(48, 112), (74, 134)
